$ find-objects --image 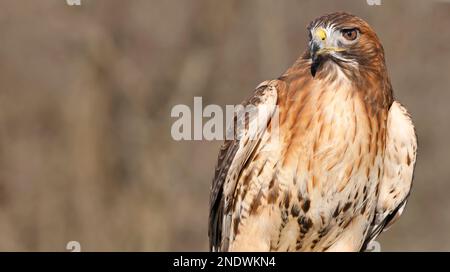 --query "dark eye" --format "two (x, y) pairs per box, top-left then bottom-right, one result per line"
(341, 28), (358, 41)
